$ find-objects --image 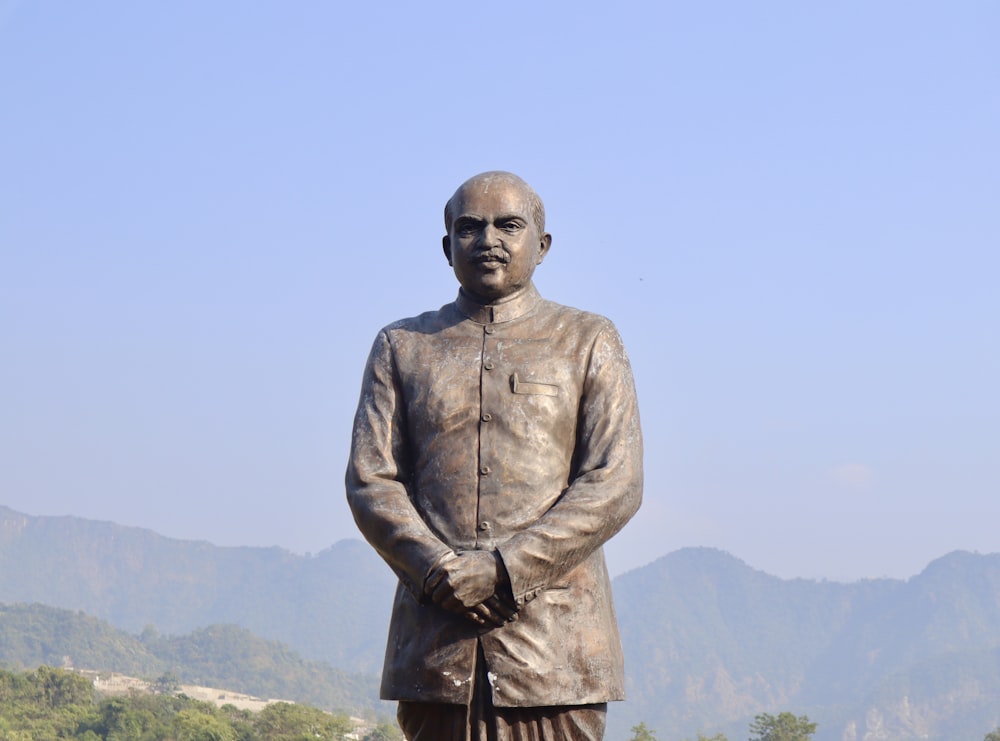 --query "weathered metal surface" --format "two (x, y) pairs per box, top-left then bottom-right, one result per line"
(346, 172), (642, 709)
